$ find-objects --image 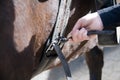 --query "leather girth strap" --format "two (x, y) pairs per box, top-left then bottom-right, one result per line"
(52, 42), (72, 80)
